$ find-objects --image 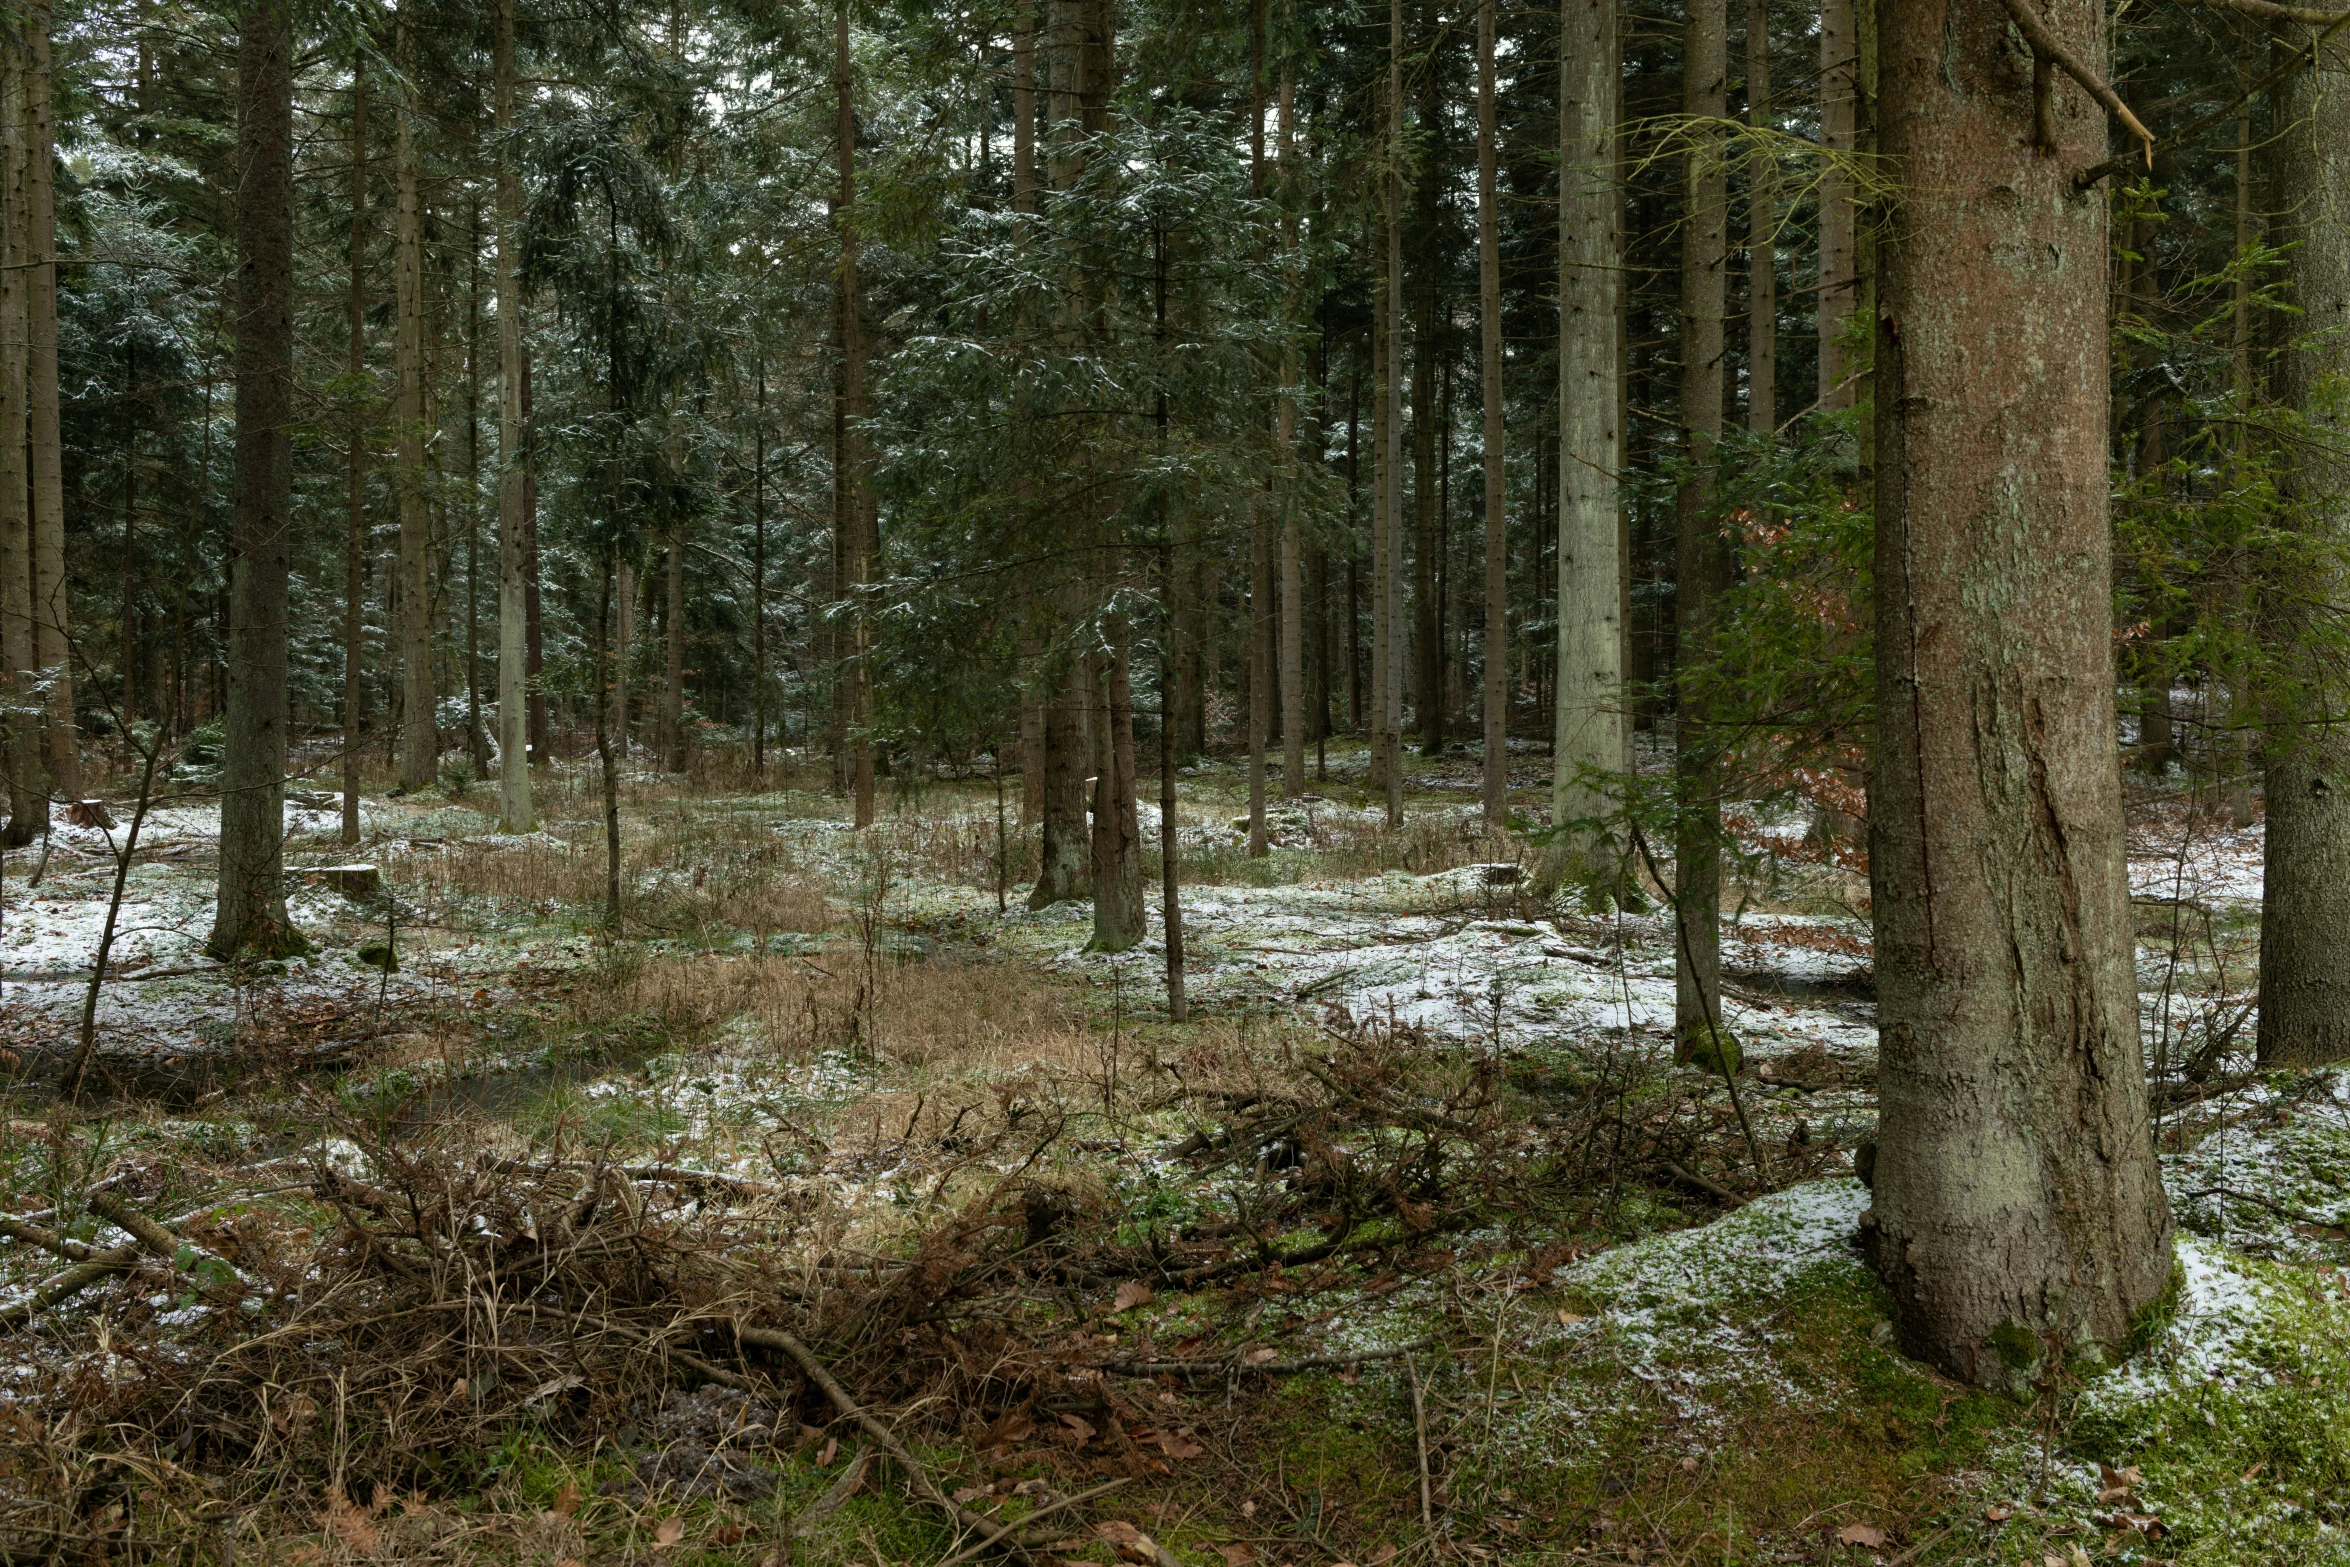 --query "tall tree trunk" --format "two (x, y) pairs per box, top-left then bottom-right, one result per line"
(1478, 0), (1507, 832)
(1278, 47), (1304, 802)
(1370, 209), (1392, 796)
(395, 21), (436, 794)
(522, 343), (547, 764)
(345, 56), (370, 845)
(1672, 0), (1729, 1059)
(1865, 0), (2172, 1383)
(2256, 25), (2350, 1068)
(1818, 0), (1856, 410)
(664, 527), (686, 770)
(1246, 0), (1270, 854)
(752, 362), (767, 777)
(614, 557), (634, 756)
(1745, 0), (1774, 434)
(208, 0), (300, 958)
(1552, 0), (1625, 875)
(24, 7), (70, 803)
(1411, 7), (1442, 759)
(837, 0), (876, 827)
(464, 198), (488, 779)
(495, 0), (533, 831)
(1372, 0), (1391, 826)
(1090, 620), (1145, 949)
(1030, 653), (1091, 906)
(0, 44), (37, 846)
